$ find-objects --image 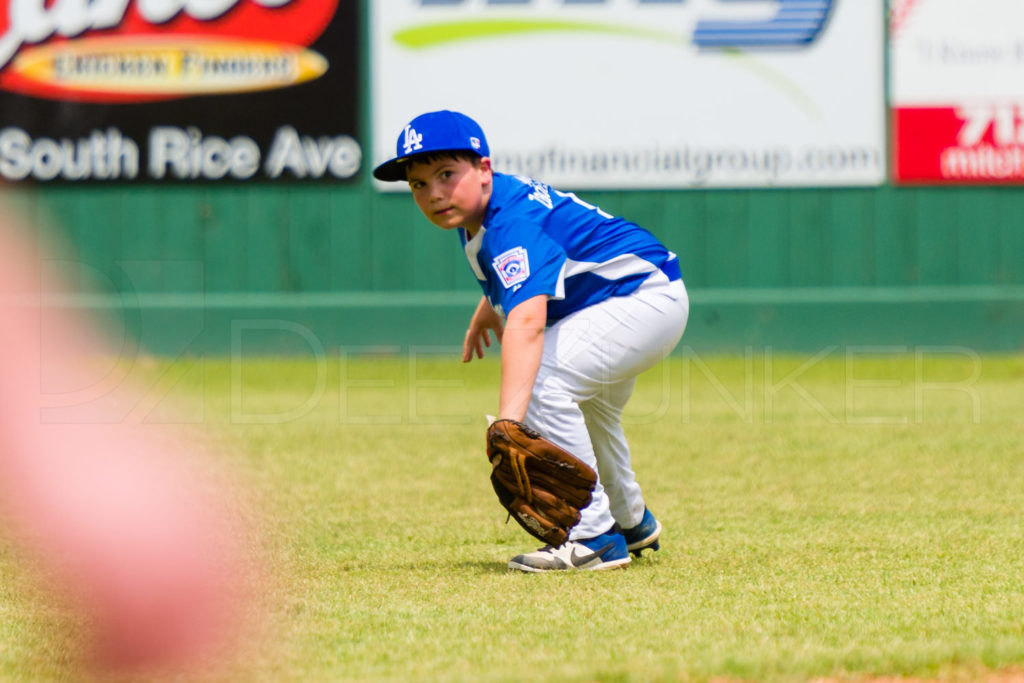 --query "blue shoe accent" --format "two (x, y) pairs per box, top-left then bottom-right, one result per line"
(507, 528), (631, 572)
(621, 508), (662, 557)
(577, 528), (630, 565)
